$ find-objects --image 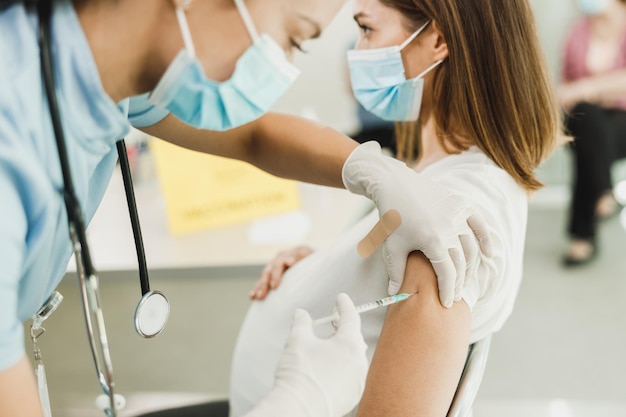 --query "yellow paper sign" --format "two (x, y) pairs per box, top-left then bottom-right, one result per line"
(150, 139), (300, 235)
